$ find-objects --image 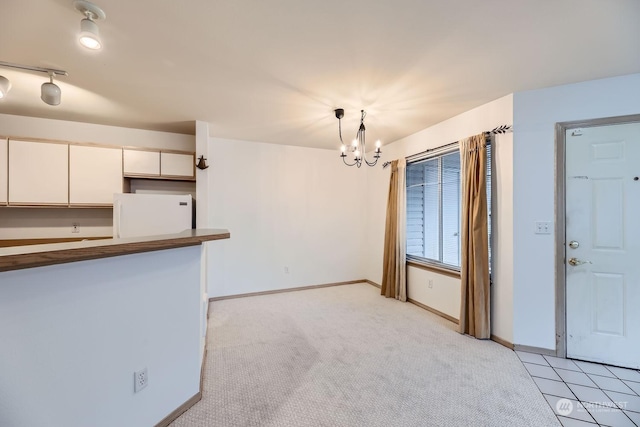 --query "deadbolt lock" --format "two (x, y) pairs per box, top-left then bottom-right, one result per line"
(568, 241), (579, 249)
